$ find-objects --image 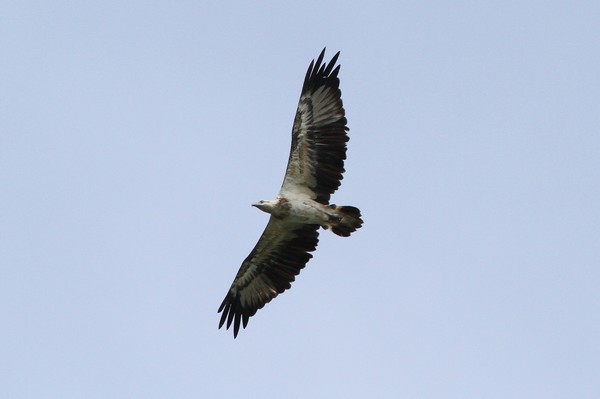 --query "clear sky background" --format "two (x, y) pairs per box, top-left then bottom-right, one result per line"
(1, 1), (599, 398)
